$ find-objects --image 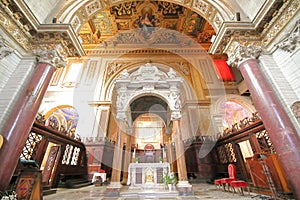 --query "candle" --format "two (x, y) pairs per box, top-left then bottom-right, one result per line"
(133, 148), (136, 158)
(163, 148), (166, 158)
